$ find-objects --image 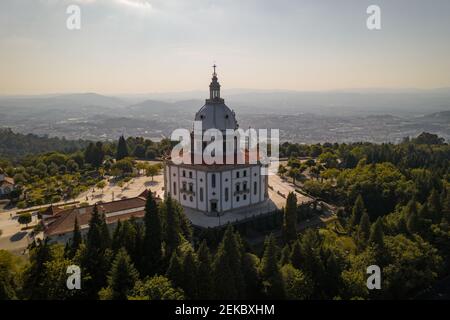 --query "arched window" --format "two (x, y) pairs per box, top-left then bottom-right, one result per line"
(212, 174), (216, 188)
